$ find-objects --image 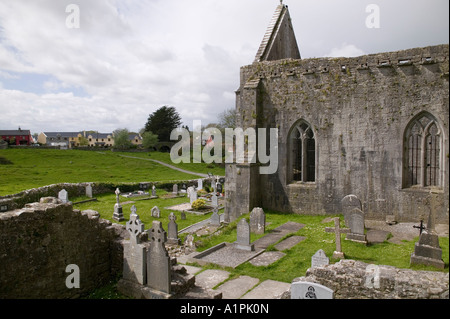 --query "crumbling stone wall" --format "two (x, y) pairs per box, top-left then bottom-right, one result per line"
(0, 199), (126, 298)
(289, 259), (449, 299)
